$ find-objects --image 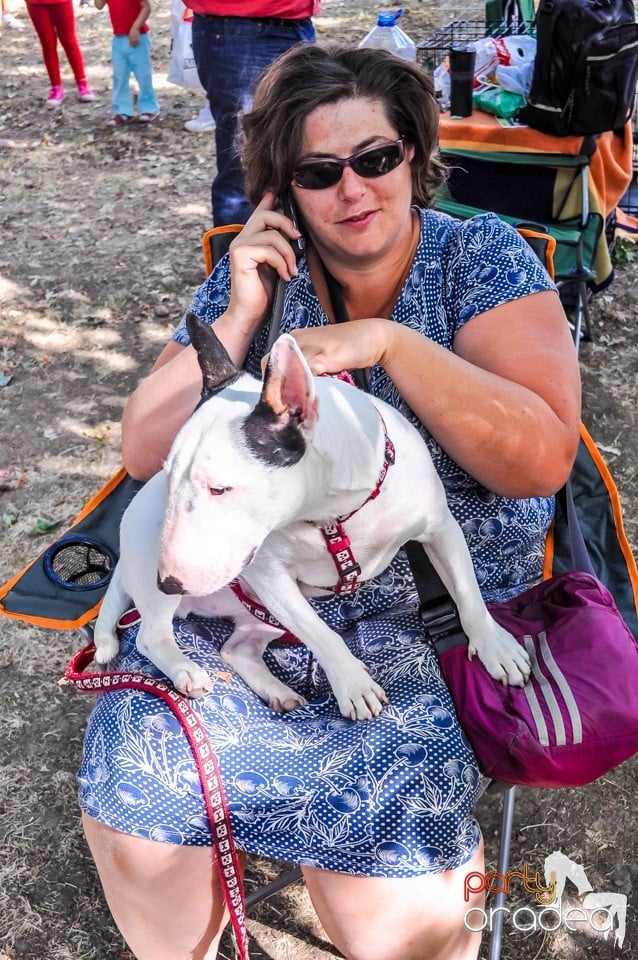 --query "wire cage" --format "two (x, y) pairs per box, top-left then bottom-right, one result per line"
(416, 18), (534, 75)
